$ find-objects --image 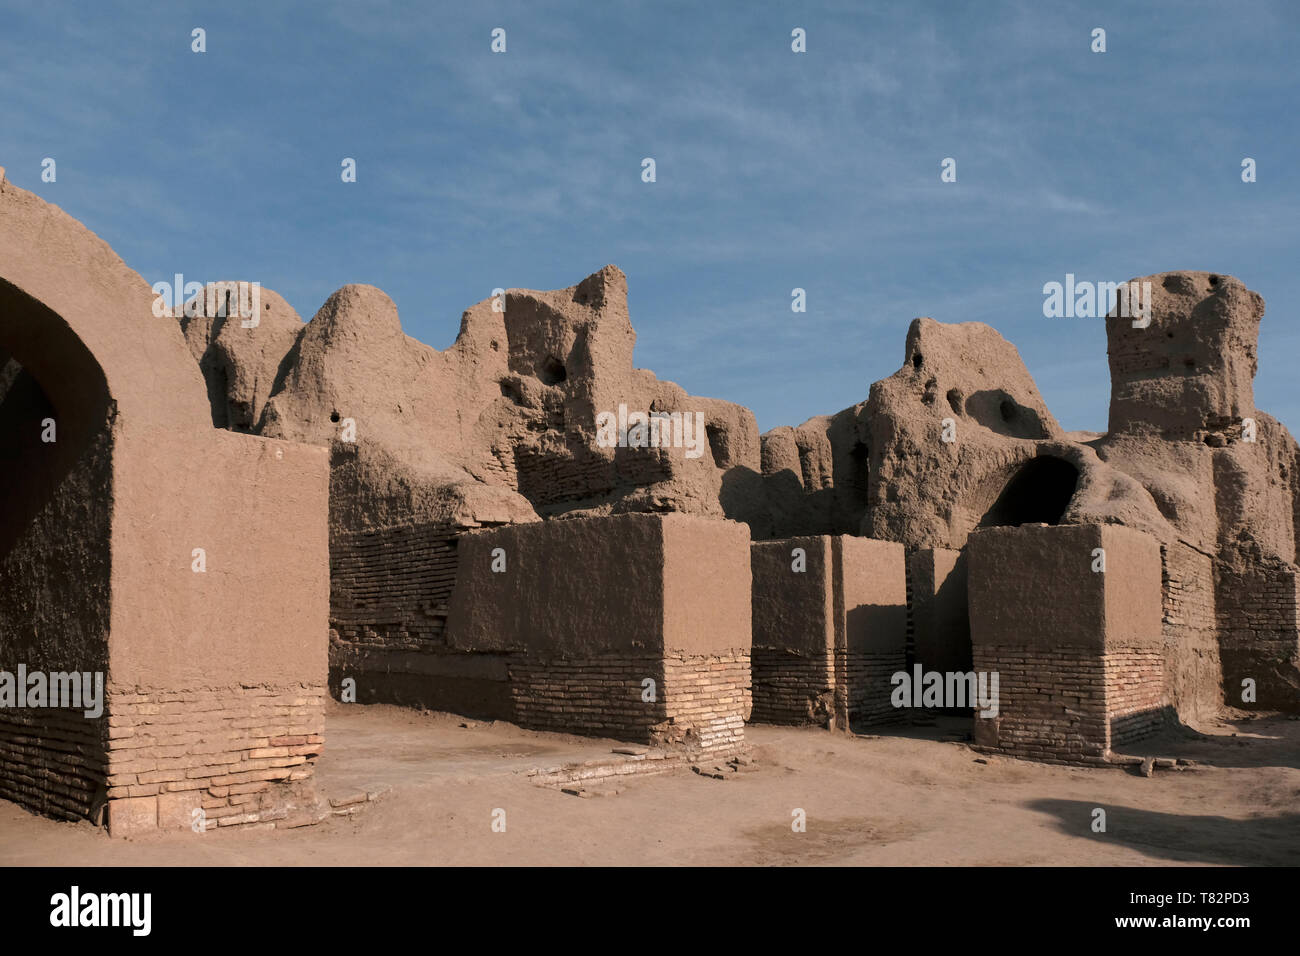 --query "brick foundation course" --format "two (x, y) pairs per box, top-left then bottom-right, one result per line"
(0, 707), (107, 822)
(104, 682), (326, 836)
